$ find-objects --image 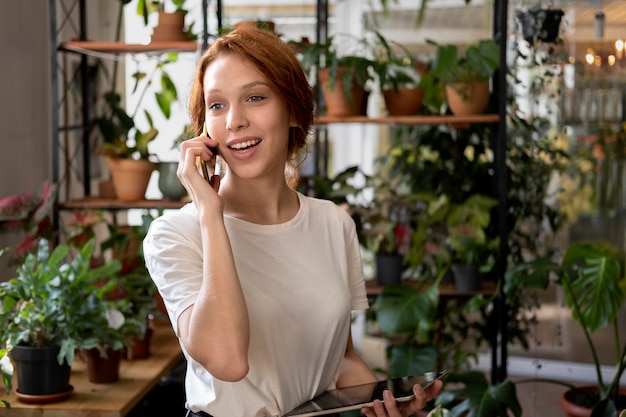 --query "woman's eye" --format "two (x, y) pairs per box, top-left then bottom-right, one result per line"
(208, 102), (224, 110)
(248, 95), (265, 103)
